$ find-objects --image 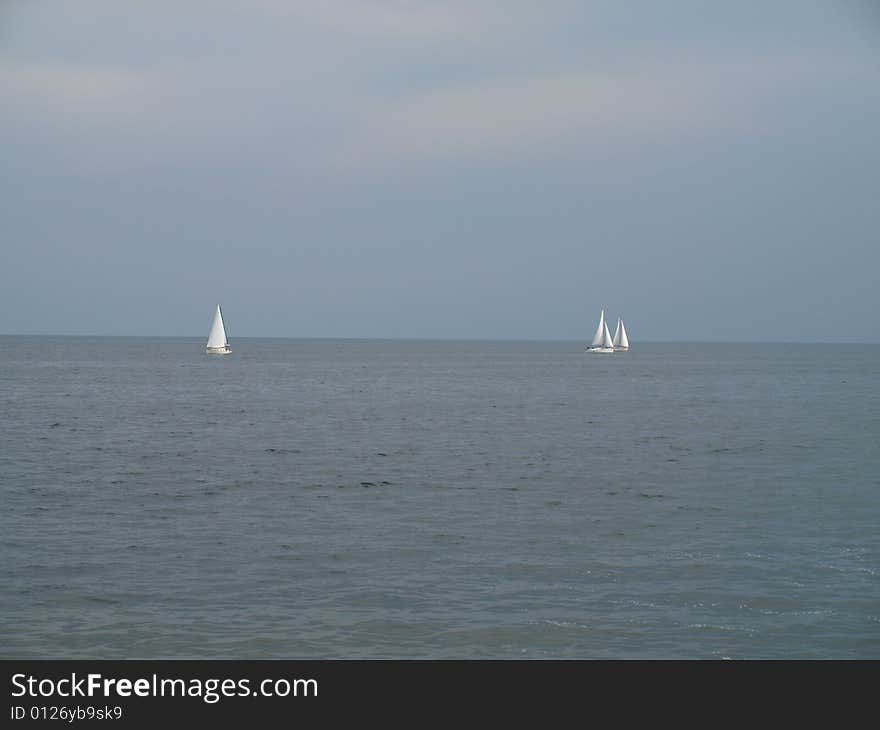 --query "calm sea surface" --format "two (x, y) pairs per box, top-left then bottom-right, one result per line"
(1, 337), (878, 658)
